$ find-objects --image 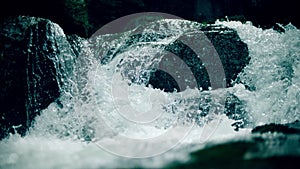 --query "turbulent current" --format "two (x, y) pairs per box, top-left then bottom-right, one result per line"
(0, 20), (300, 168)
